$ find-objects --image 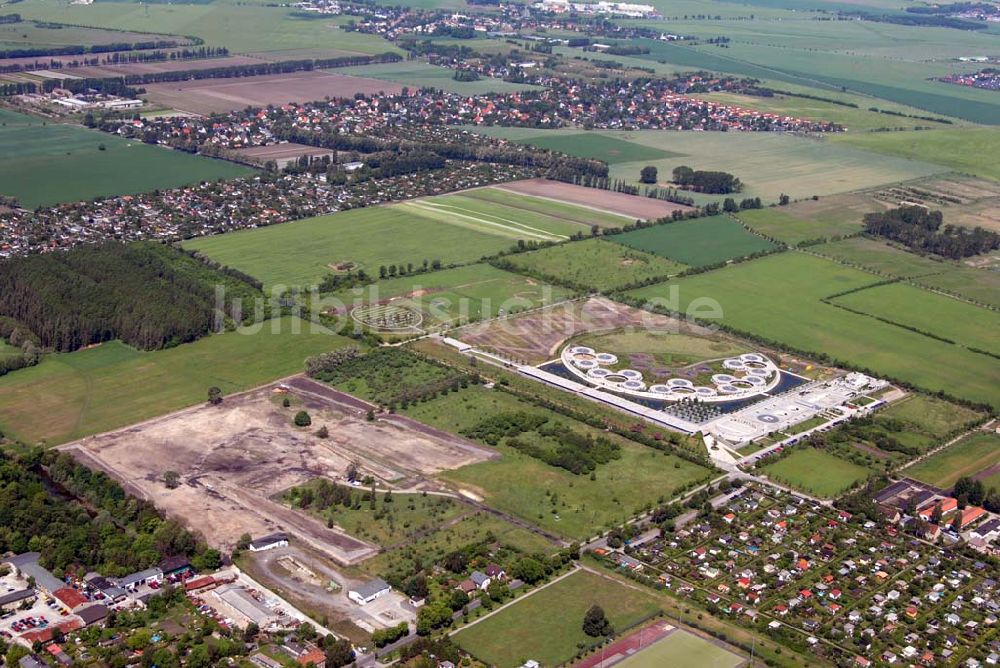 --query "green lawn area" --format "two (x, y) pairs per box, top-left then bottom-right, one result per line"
(326, 263), (574, 331)
(357, 511), (556, 582)
(760, 447), (871, 498)
(0, 109), (252, 208)
(502, 238), (686, 290)
(833, 129), (1000, 182)
(616, 630), (744, 668)
(0, 316), (353, 445)
(182, 203), (520, 289)
(611, 216), (778, 267)
(573, 329), (748, 367)
(737, 194), (874, 245)
(335, 60), (541, 94)
(9, 0), (400, 55)
(284, 482), (467, 547)
(463, 187), (634, 229)
(407, 386), (712, 540)
(905, 432), (1000, 492)
(832, 282), (1000, 355)
(453, 569), (662, 668)
(626, 253), (1000, 409)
